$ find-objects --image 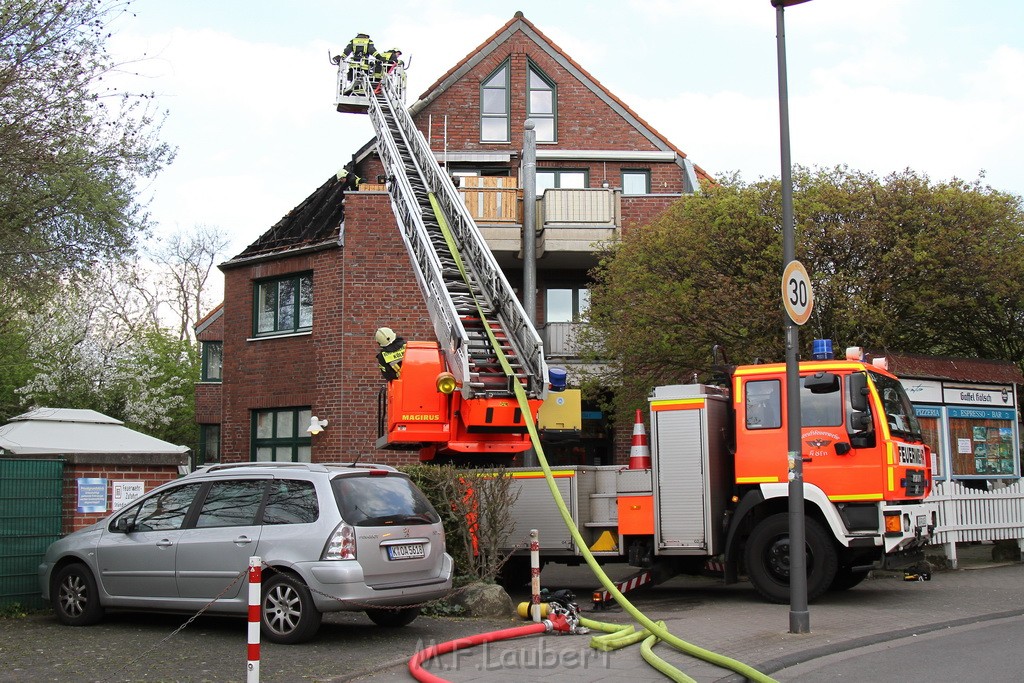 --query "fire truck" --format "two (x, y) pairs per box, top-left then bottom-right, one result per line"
(499, 346), (938, 603)
(333, 52), (937, 602)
